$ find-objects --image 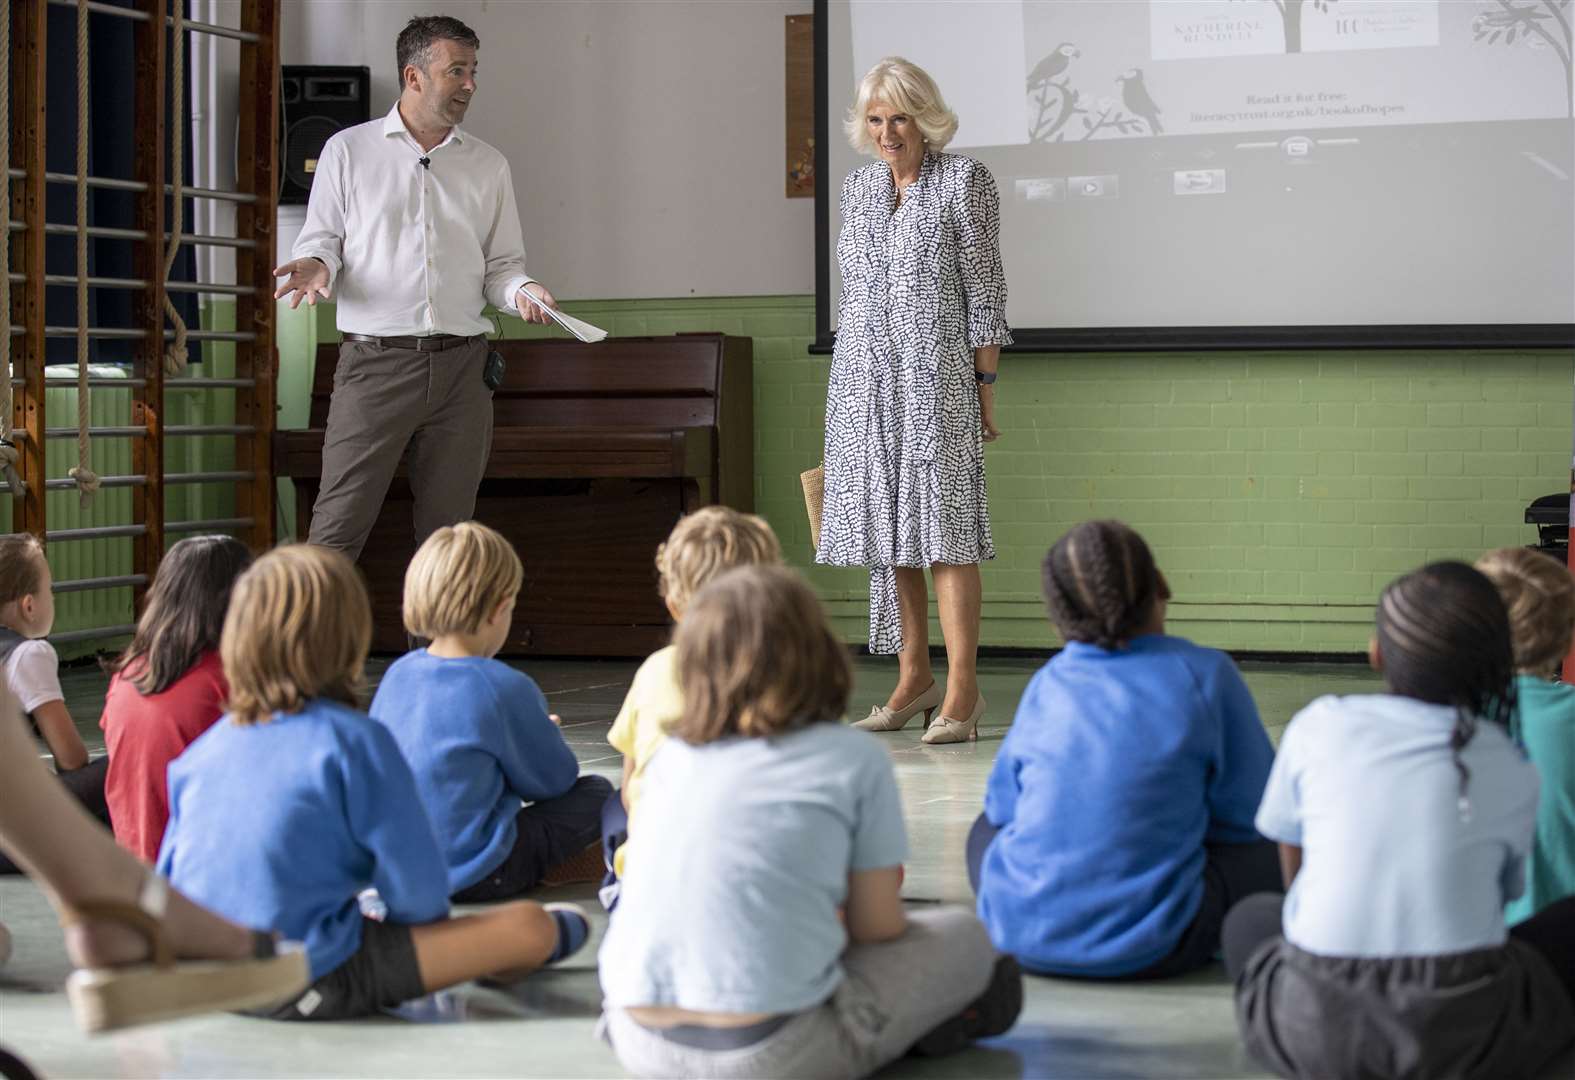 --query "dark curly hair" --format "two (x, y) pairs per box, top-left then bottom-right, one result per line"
(396, 15), (480, 78)
(1375, 561), (1516, 808)
(1041, 520), (1170, 650)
